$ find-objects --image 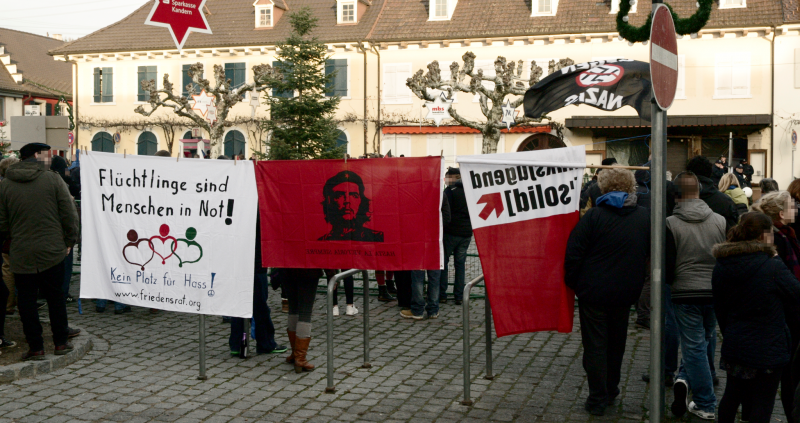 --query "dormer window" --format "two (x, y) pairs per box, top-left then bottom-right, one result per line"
(254, 0), (284, 28)
(610, 0), (636, 14)
(338, 0), (357, 23)
(532, 0), (558, 16)
(258, 6), (272, 27)
(429, 0), (456, 21)
(719, 0), (745, 9)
